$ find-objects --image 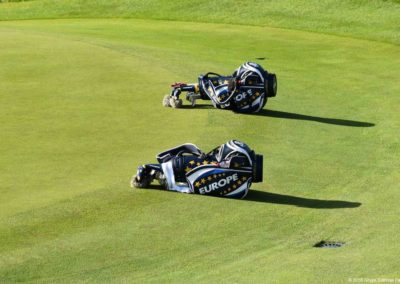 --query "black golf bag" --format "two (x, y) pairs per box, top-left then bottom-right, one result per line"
(130, 140), (263, 199)
(163, 62), (277, 113)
